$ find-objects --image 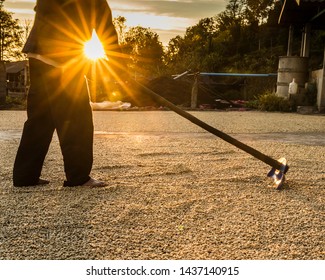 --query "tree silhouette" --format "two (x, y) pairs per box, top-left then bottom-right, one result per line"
(0, 0), (24, 61)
